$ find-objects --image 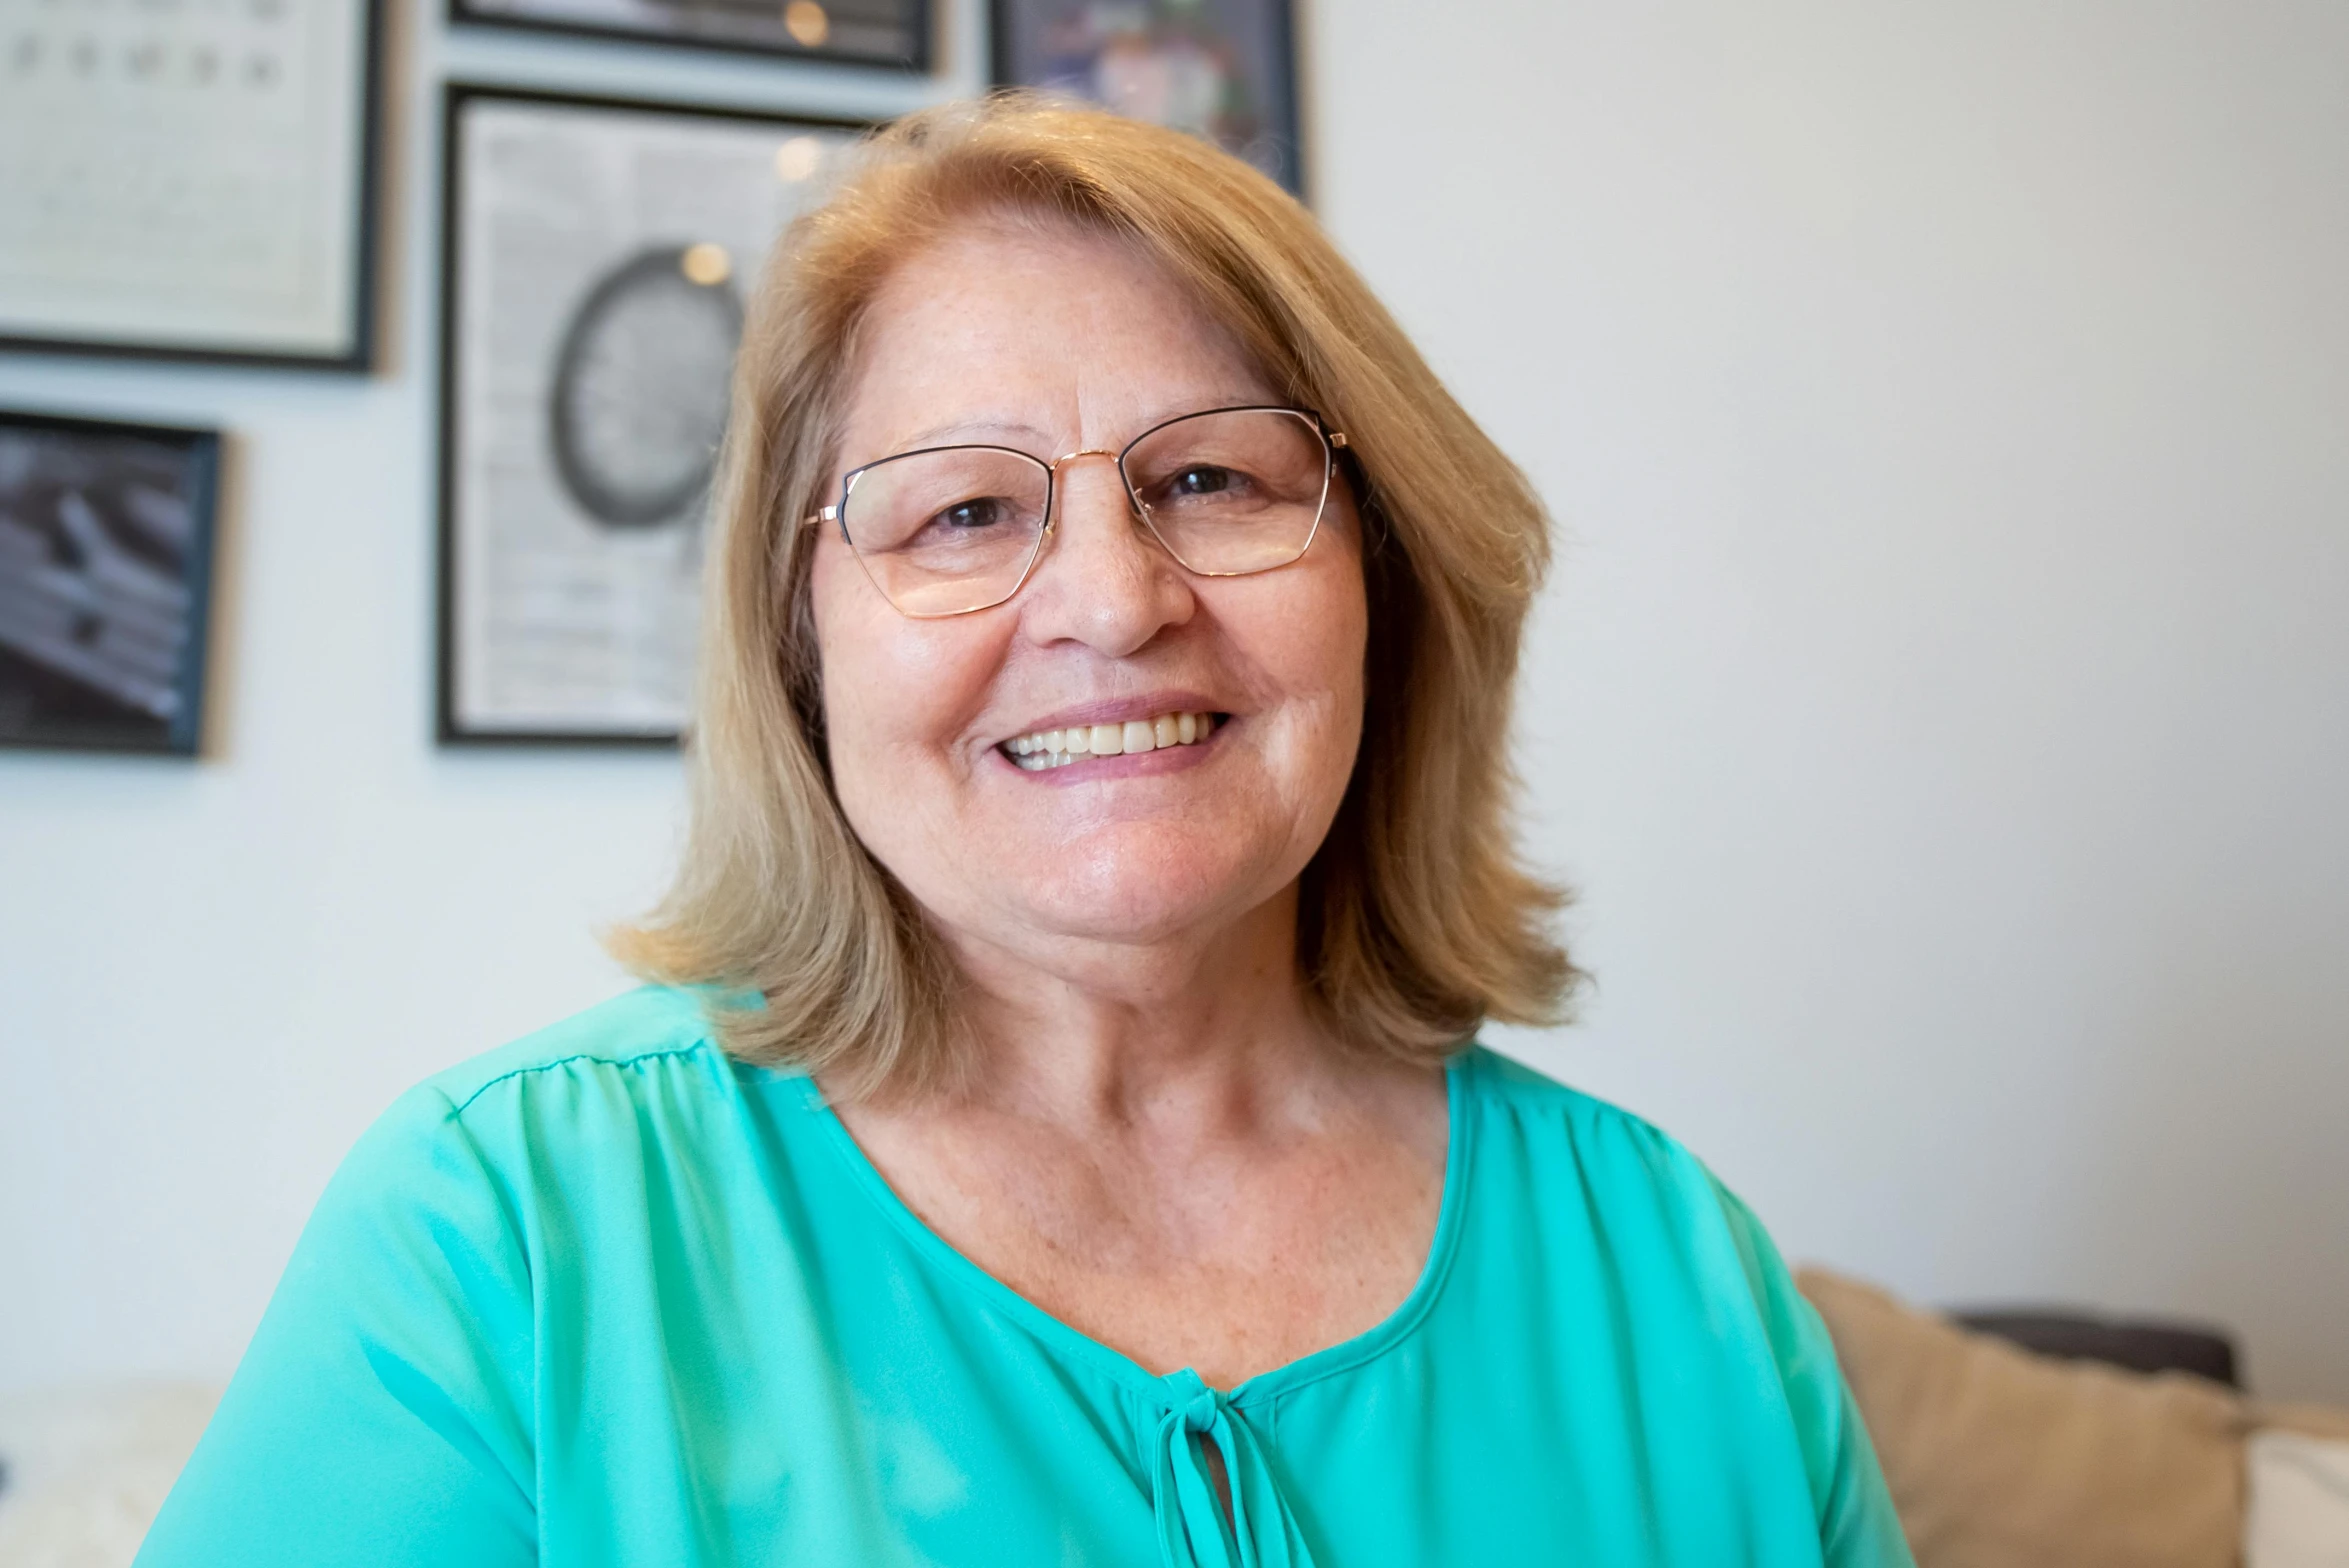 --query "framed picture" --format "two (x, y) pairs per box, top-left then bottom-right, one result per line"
(0, 410), (223, 757)
(449, 0), (931, 71)
(438, 86), (867, 745)
(0, 0), (382, 370)
(990, 0), (1303, 196)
